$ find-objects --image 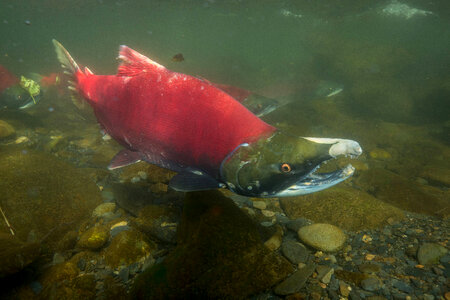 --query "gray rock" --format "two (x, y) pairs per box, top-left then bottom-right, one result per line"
(118, 266), (129, 283)
(297, 223), (347, 252)
(281, 240), (309, 264)
(392, 293), (408, 300)
(423, 294), (435, 300)
(440, 254), (450, 263)
(128, 262), (139, 275)
(286, 218), (312, 232)
(274, 263), (316, 295)
(316, 265), (334, 284)
(101, 189), (115, 203)
(110, 225), (131, 238)
(77, 258), (86, 271)
(52, 252), (65, 265)
(360, 277), (381, 291)
(417, 243), (448, 265)
(392, 279), (413, 293)
(29, 281), (42, 295)
(358, 263), (381, 274)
